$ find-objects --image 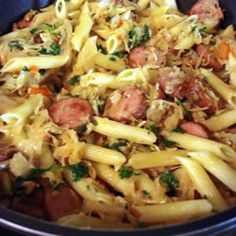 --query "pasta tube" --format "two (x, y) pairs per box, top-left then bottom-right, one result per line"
(71, 2), (93, 52)
(128, 150), (188, 169)
(189, 151), (236, 192)
(93, 117), (157, 145)
(200, 69), (236, 106)
(94, 163), (135, 197)
(1, 94), (44, 124)
(83, 144), (126, 170)
(131, 199), (212, 223)
(1, 54), (70, 73)
(166, 132), (236, 161)
(201, 109), (236, 131)
(58, 213), (133, 229)
(65, 172), (115, 204)
(176, 157), (228, 211)
(95, 52), (126, 72)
